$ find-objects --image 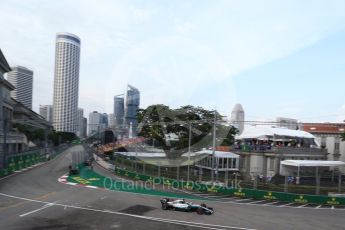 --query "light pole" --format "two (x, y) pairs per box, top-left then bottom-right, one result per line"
(211, 110), (217, 183)
(187, 121), (192, 182)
